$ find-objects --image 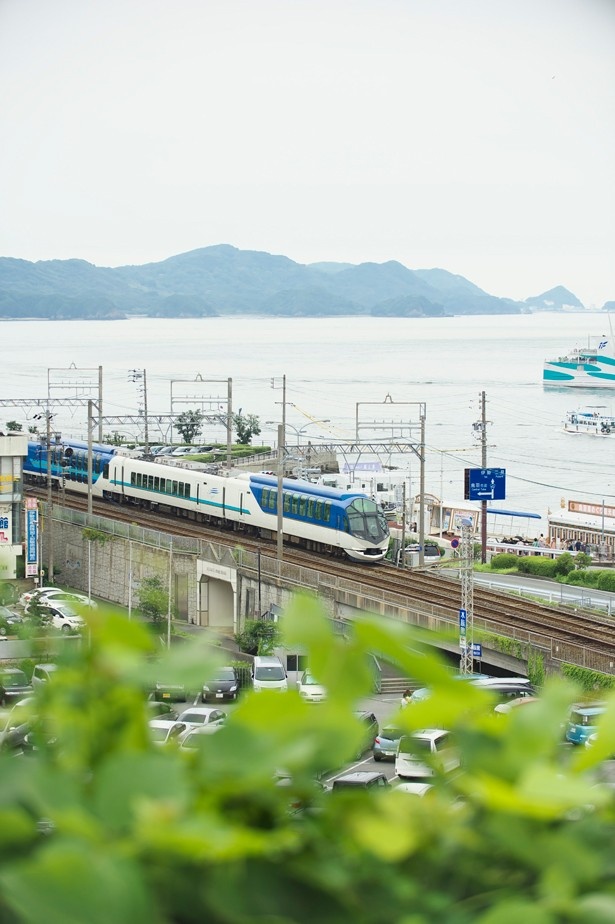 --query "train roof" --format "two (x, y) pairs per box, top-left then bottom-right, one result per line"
(27, 437), (116, 456)
(248, 472), (371, 501)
